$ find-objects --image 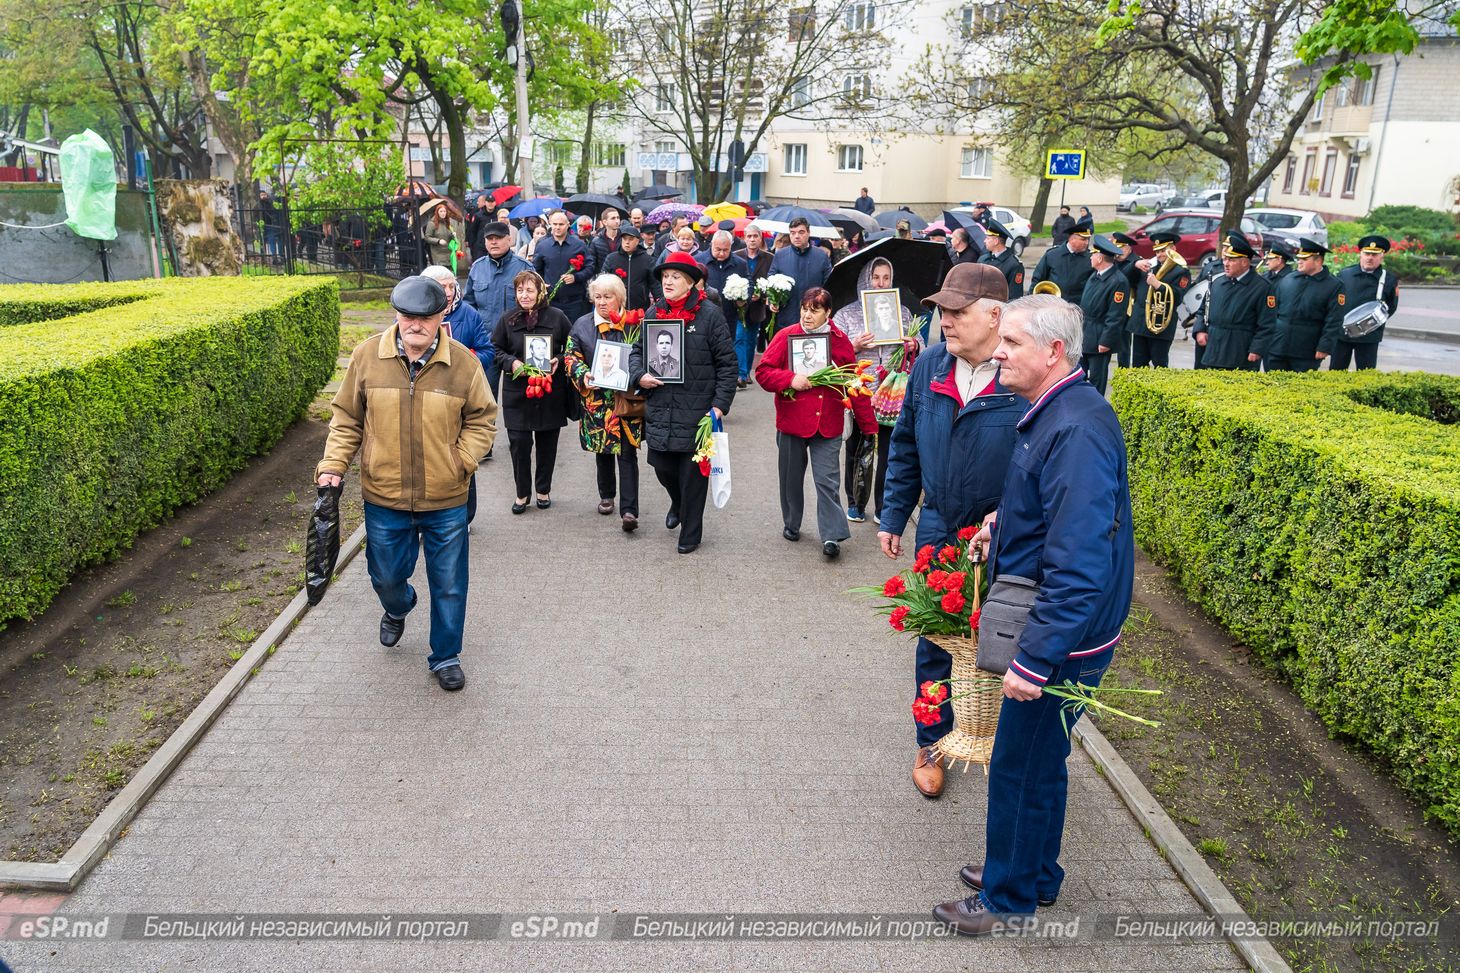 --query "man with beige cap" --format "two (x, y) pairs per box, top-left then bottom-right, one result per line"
(878, 263), (1026, 798)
